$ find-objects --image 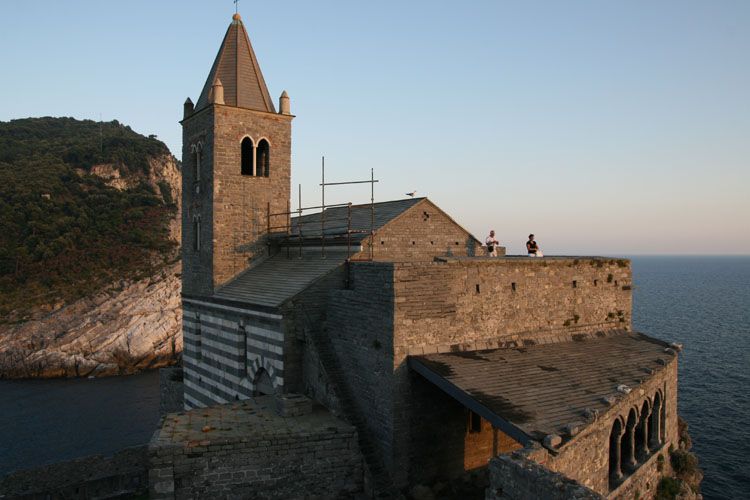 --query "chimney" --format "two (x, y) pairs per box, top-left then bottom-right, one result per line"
(209, 78), (225, 105)
(184, 98), (194, 119)
(279, 90), (291, 115)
